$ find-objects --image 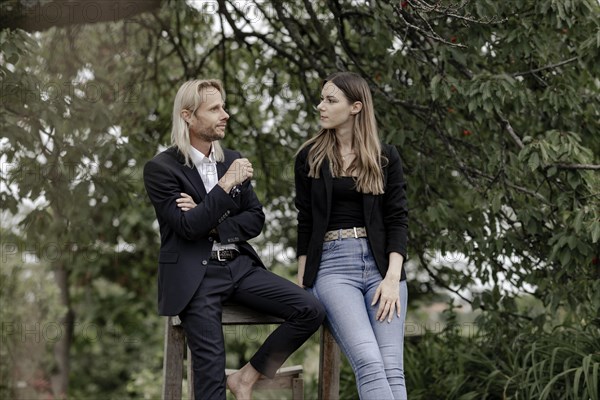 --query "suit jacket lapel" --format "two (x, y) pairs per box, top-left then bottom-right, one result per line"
(170, 147), (208, 200)
(181, 164), (207, 199)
